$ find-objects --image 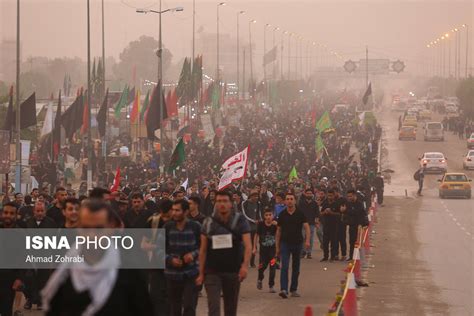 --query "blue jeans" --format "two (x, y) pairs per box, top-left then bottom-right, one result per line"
(301, 224), (315, 255)
(280, 242), (302, 292)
